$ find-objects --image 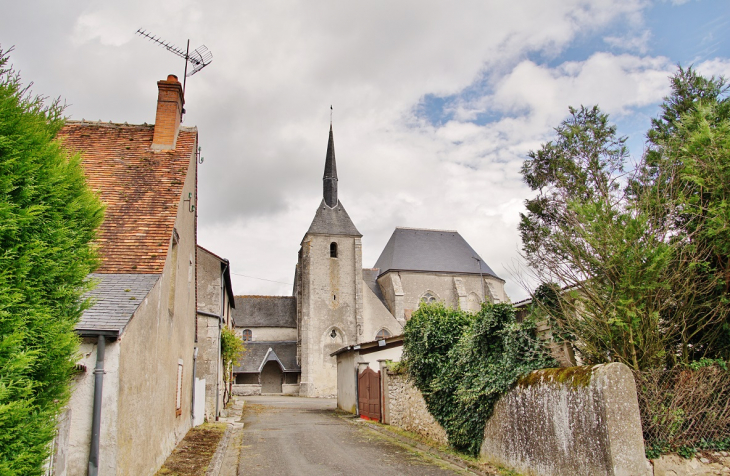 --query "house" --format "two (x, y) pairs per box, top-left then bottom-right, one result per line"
(51, 75), (200, 476)
(196, 245), (235, 421)
(234, 124), (510, 398)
